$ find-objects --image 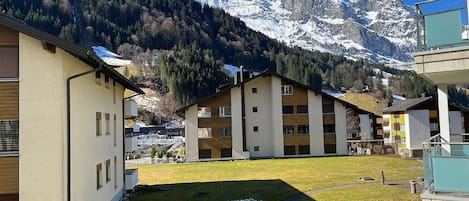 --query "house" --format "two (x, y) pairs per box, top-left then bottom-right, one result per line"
(0, 14), (144, 201)
(382, 97), (468, 157)
(177, 70), (375, 162)
(413, 1), (469, 200)
(346, 108), (384, 155)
